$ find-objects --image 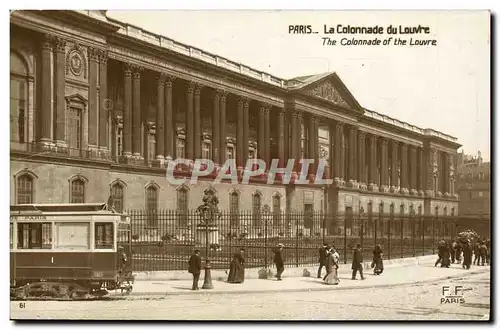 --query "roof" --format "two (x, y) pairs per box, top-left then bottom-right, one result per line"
(10, 203), (111, 213)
